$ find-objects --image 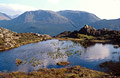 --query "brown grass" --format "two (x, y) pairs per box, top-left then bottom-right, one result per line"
(0, 66), (110, 78)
